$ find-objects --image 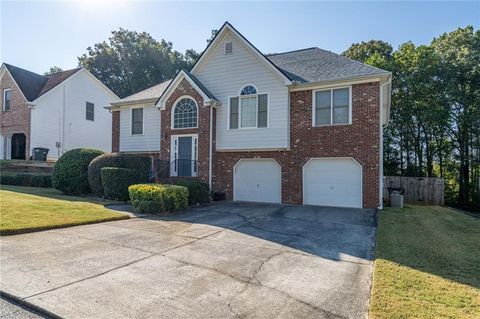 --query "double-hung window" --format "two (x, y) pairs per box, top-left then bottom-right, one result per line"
(131, 107), (144, 135)
(229, 85), (268, 129)
(314, 87), (351, 126)
(3, 89), (11, 111)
